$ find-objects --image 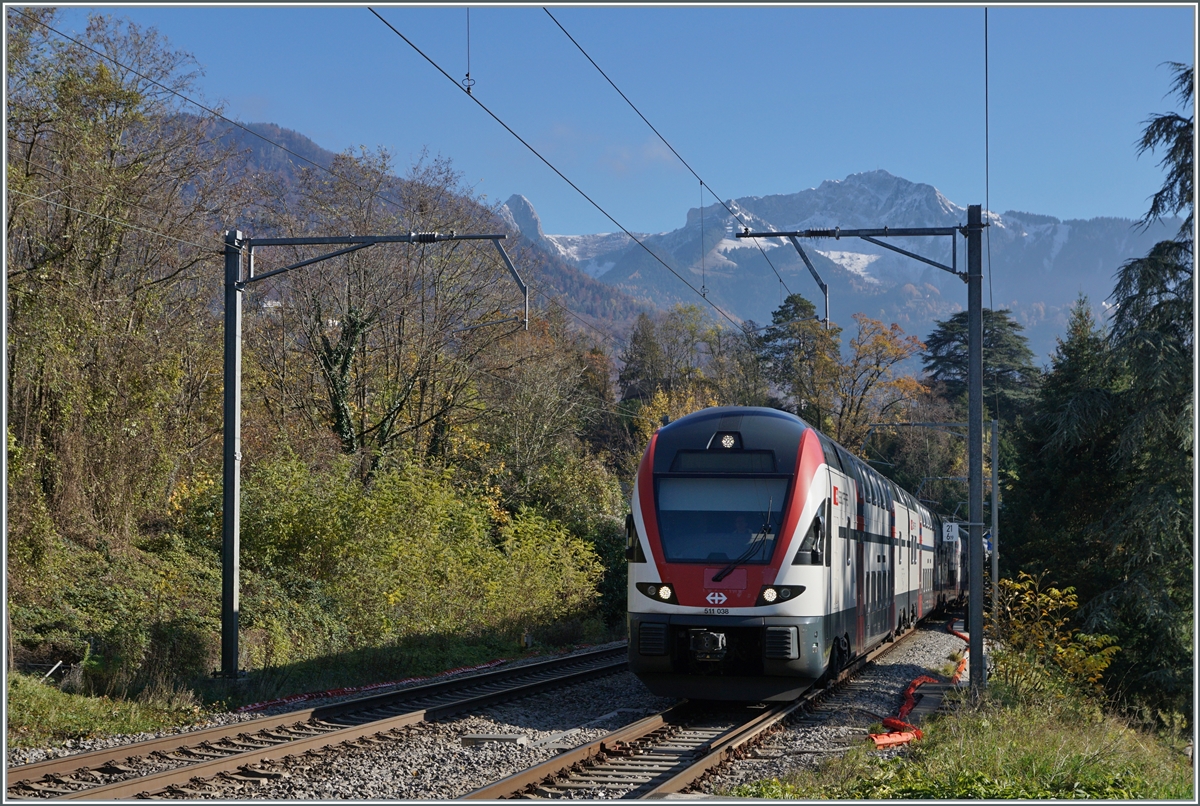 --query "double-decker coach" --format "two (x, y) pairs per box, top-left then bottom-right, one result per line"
(626, 406), (963, 701)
